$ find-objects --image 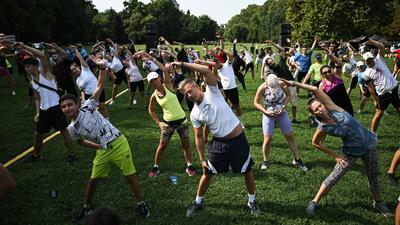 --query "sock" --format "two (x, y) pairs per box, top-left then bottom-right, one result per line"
(83, 204), (90, 208)
(195, 196), (204, 204)
(187, 162), (192, 167)
(248, 194), (255, 203)
(136, 201), (144, 205)
(154, 164), (159, 168)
